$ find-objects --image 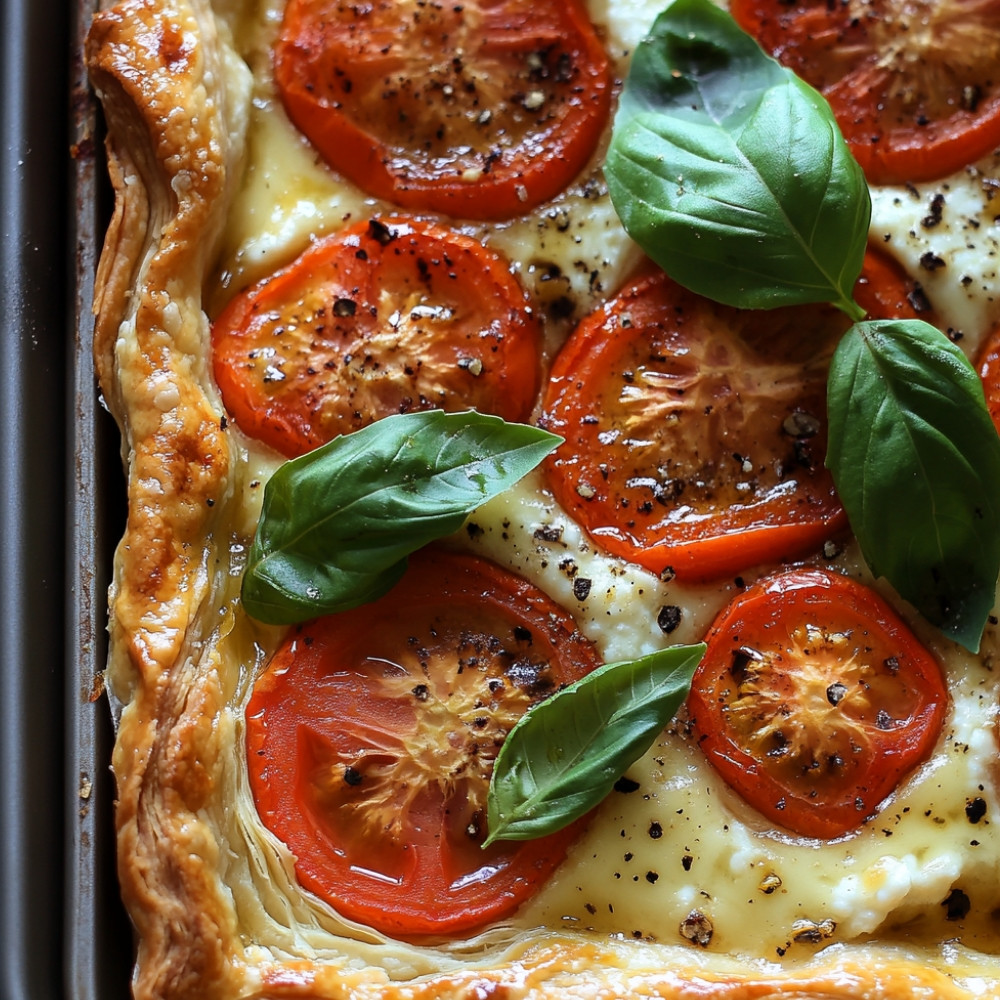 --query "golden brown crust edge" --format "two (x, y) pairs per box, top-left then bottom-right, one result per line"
(88, 1), (244, 996)
(85, 2), (1000, 998)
